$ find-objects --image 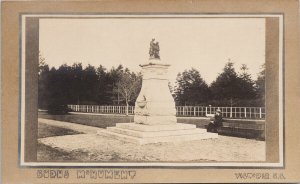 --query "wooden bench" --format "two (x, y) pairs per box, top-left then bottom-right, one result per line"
(204, 120), (265, 140)
(218, 126), (264, 140)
